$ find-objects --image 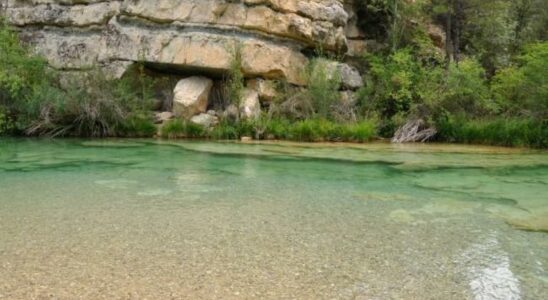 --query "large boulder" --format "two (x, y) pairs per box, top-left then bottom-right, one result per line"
(239, 89), (261, 120)
(336, 63), (363, 90)
(223, 104), (240, 123)
(312, 59), (363, 90)
(154, 111), (174, 124)
(190, 113), (219, 128)
(247, 78), (278, 103)
(172, 77), (213, 119)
